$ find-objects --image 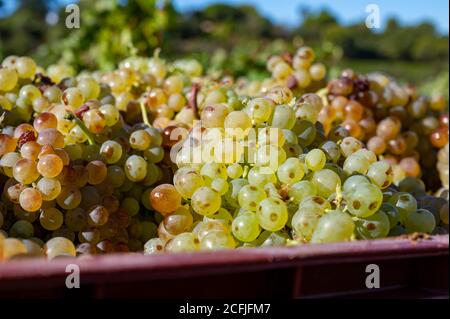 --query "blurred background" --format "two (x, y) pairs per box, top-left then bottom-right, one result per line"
(0, 0), (448, 98)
